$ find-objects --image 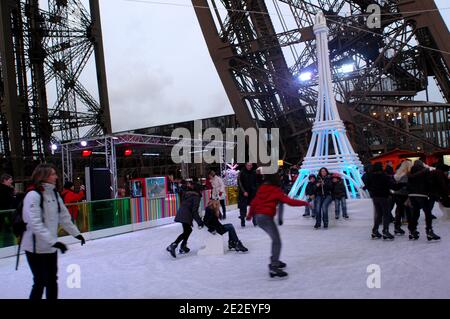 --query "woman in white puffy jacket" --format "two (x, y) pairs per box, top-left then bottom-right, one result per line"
(208, 170), (227, 219)
(22, 163), (85, 299)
